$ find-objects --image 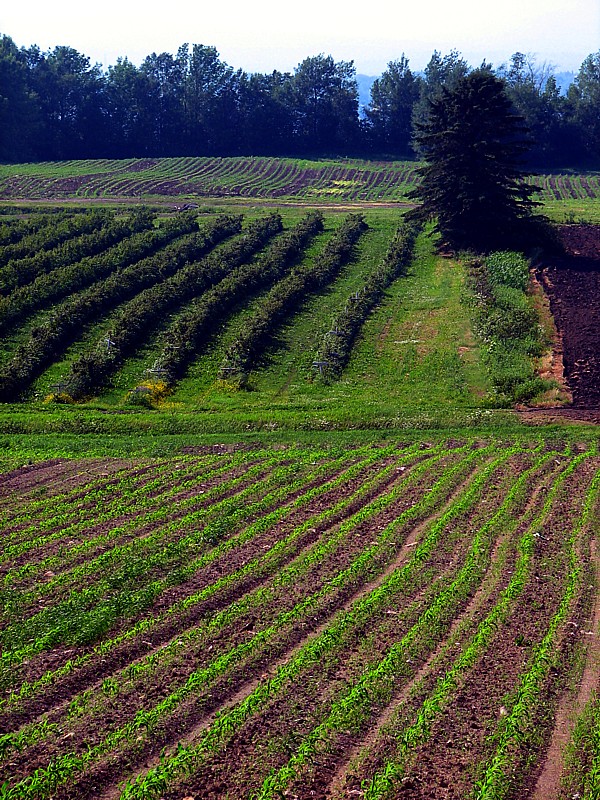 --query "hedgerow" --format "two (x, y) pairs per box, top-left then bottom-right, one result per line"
(313, 218), (420, 381)
(147, 210), (324, 391)
(465, 250), (551, 405)
(0, 210), (108, 269)
(0, 214), (242, 401)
